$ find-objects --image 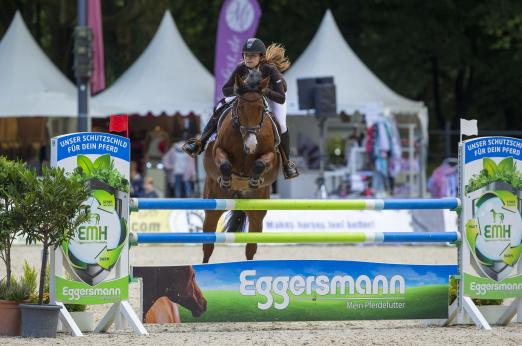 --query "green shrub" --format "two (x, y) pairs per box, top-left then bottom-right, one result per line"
(449, 276), (502, 306)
